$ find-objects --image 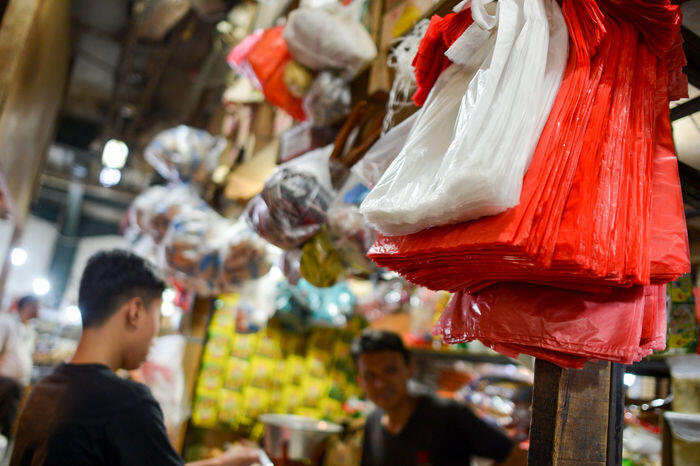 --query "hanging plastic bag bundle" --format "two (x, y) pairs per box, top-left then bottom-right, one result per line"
(361, 0), (569, 236)
(283, 0), (377, 79)
(244, 145), (335, 250)
(145, 125), (226, 185)
(217, 221), (274, 292)
(130, 185), (205, 243)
